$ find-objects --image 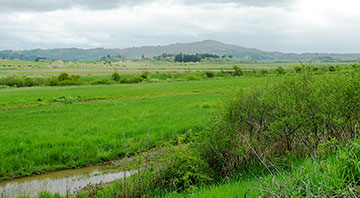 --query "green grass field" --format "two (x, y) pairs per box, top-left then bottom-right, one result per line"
(2, 59), (359, 197)
(0, 59), (355, 77)
(0, 77), (274, 180)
